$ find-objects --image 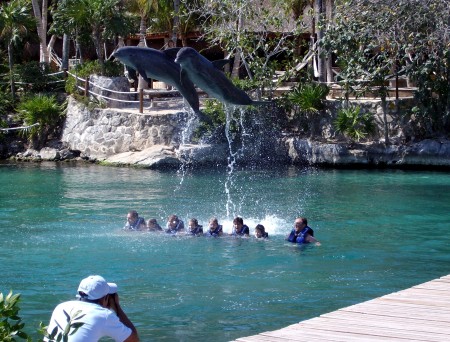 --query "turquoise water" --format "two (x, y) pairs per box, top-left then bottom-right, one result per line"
(1, 161), (450, 341)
